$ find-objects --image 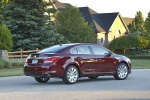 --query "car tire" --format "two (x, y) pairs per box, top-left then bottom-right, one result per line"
(62, 65), (79, 84)
(35, 77), (50, 83)
(88, 76), (99, 79)
(114, 63), (129, 80)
